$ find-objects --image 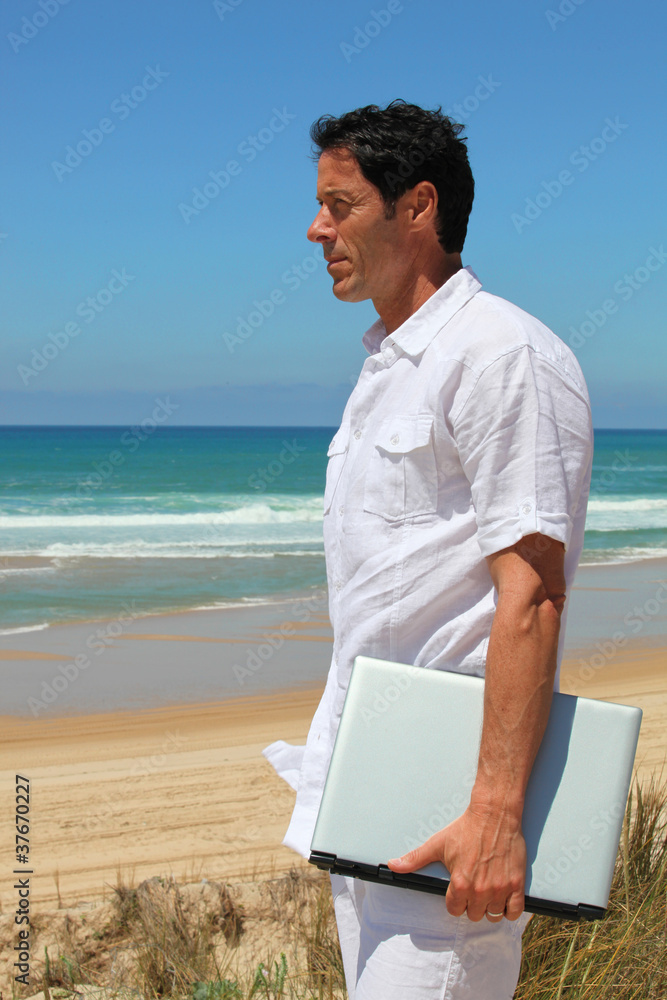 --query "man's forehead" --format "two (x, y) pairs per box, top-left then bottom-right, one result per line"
(316, 149), (368, 197)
